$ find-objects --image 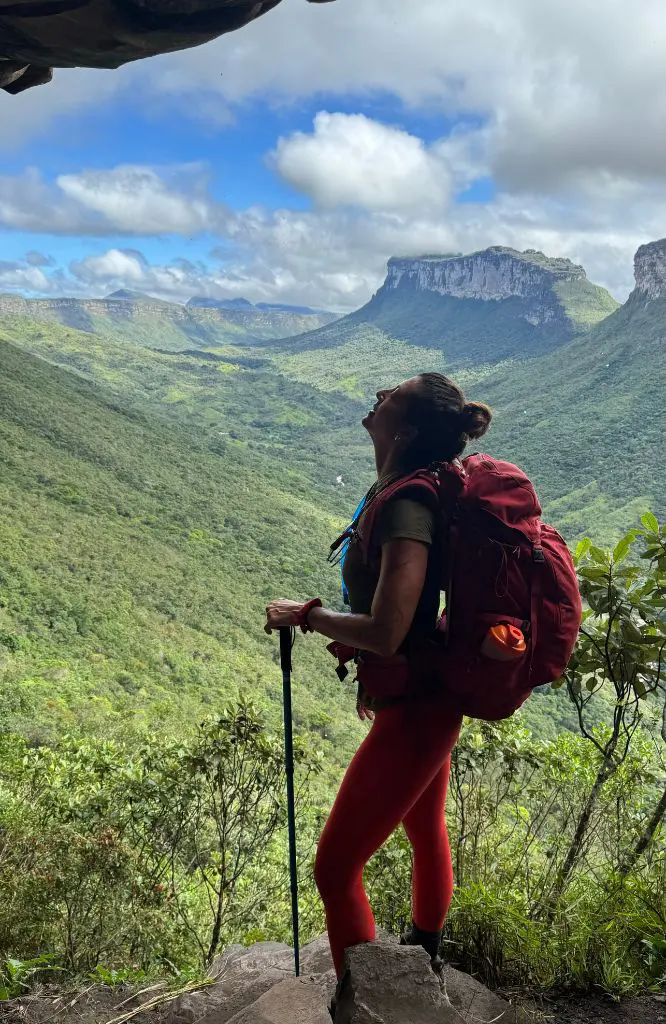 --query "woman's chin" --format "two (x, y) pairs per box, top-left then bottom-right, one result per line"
(362, 411), (375, 431)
